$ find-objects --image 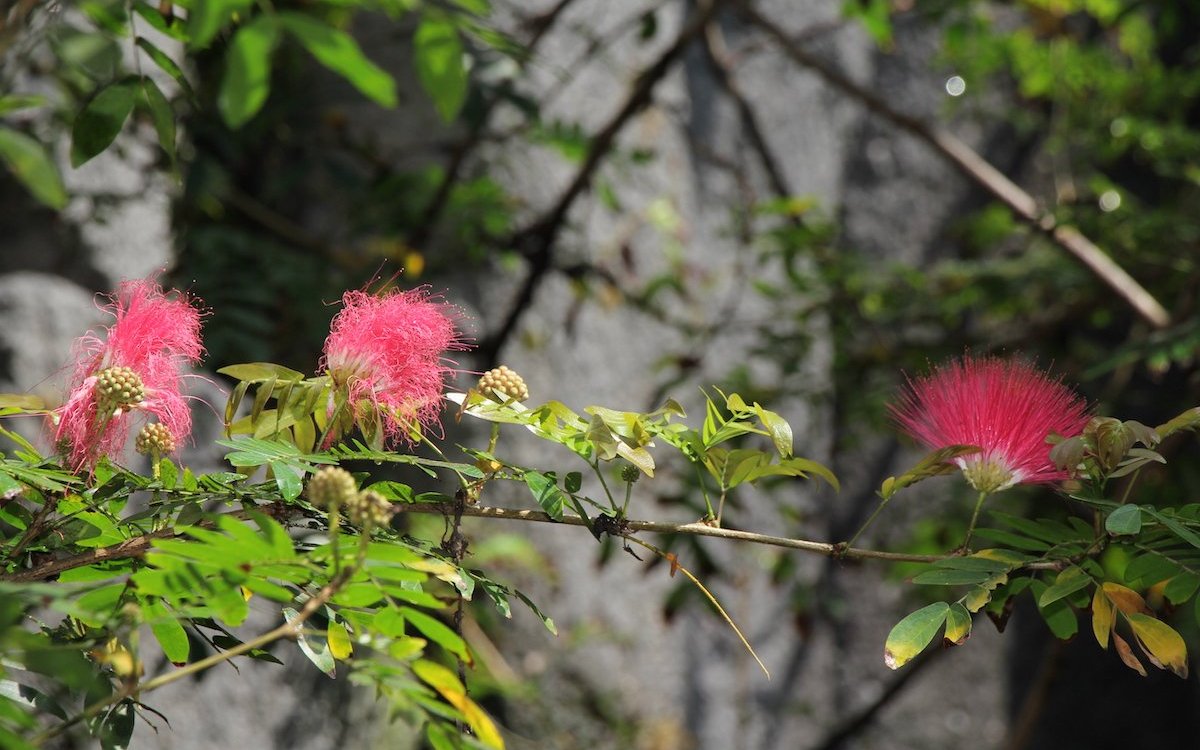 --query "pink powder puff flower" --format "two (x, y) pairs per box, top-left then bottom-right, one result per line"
(321, 288), (467, 447)
(53, 279), (205, 470)
(890, 356), (1090, 493)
